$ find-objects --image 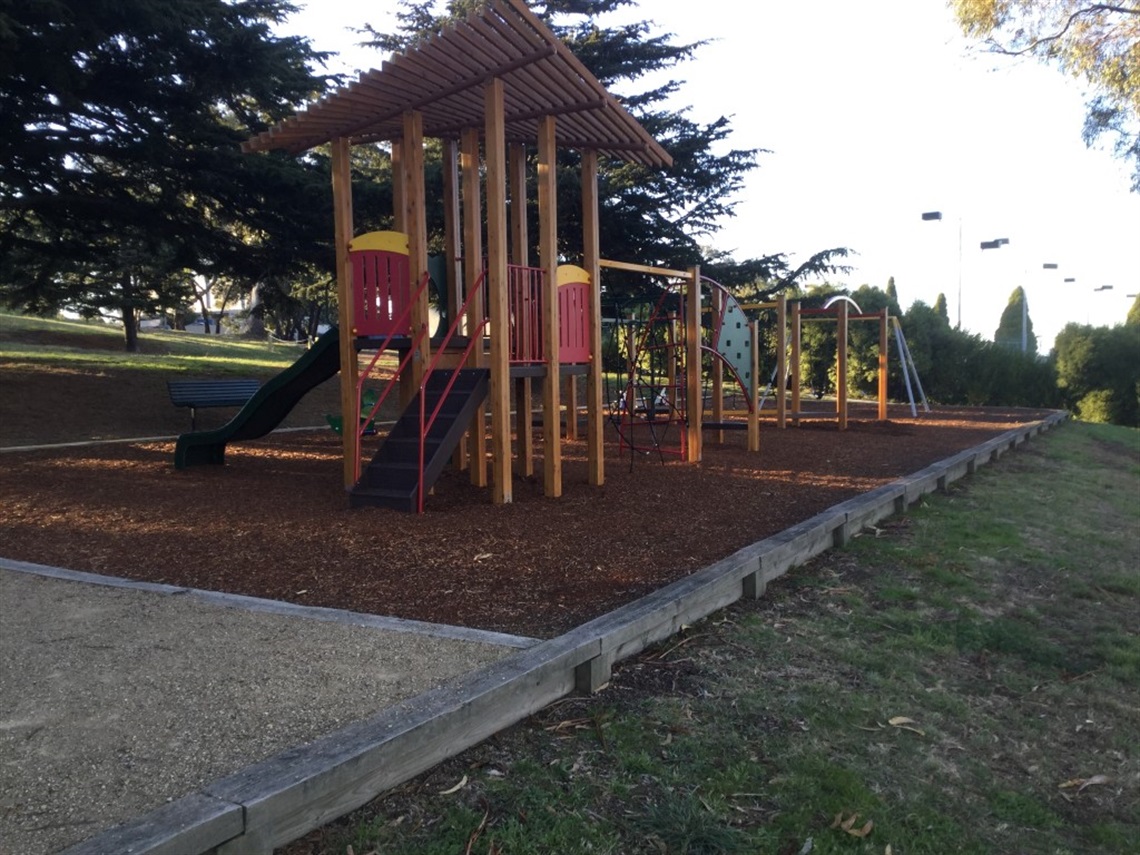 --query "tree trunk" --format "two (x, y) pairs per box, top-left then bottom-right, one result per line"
(119, 274), (140, 352)
(199, 297), (212, 334)
(244, 282), (266, 338)
(121, 304), (139, 353)
(213, 294), (229, 334)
